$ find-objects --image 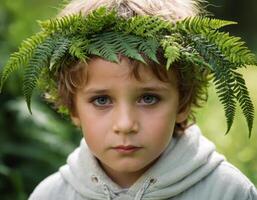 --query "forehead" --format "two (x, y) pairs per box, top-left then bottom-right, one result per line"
(85, 57), (178, 87)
